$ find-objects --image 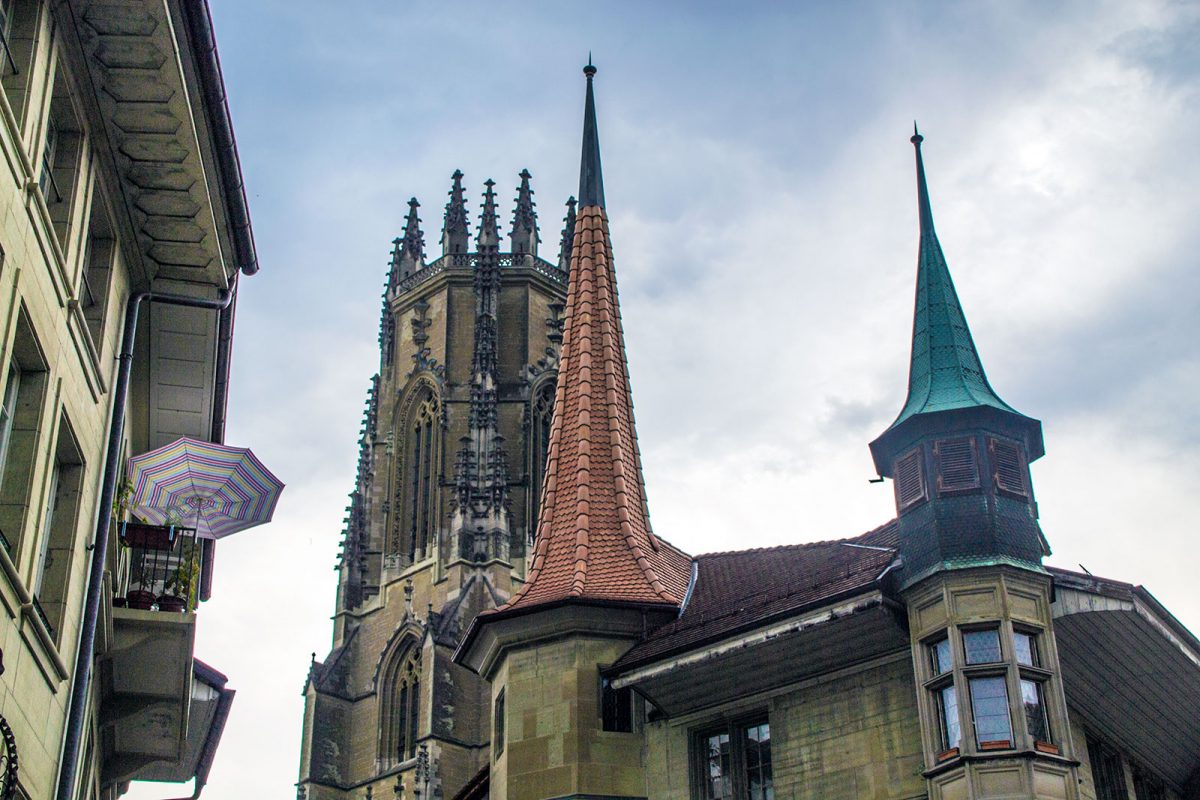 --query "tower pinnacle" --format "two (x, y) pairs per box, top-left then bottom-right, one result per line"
(392, 198), (425, 281)
(510, 169), (540, 257)
(441, 169), (470, 255)
(478, 179), (500, 248)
